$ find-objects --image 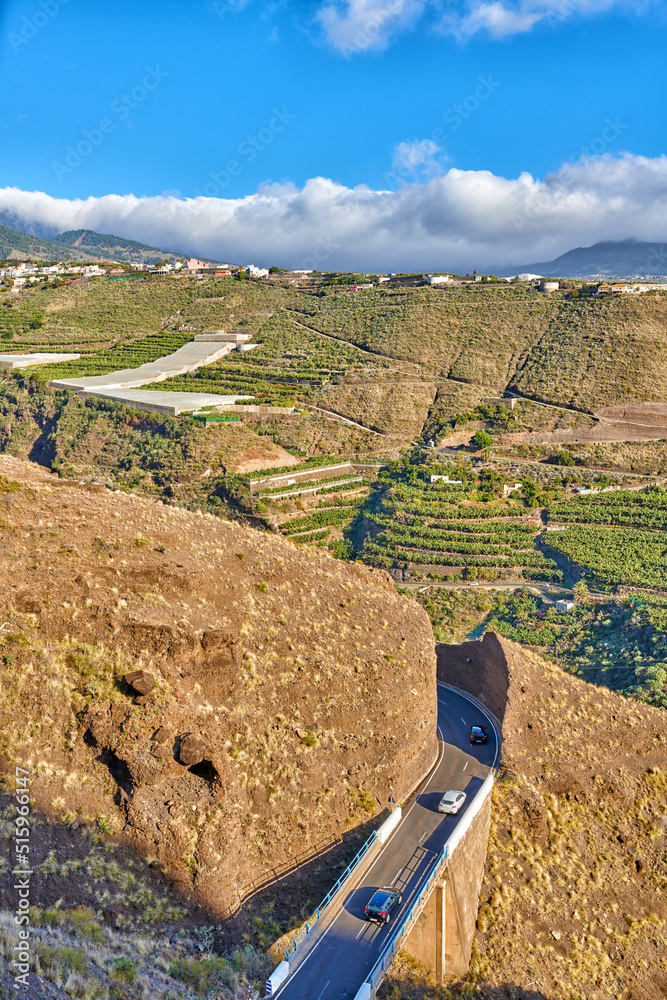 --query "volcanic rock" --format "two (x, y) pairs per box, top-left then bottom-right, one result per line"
(179, 733), (208, 766)
(124, 669), (155, 695)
